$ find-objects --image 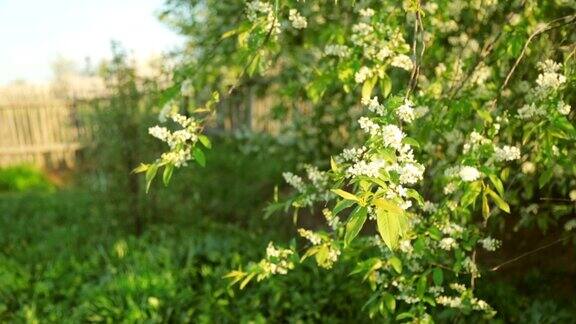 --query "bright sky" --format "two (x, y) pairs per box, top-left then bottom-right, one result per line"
(0, 0), (182, 85)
